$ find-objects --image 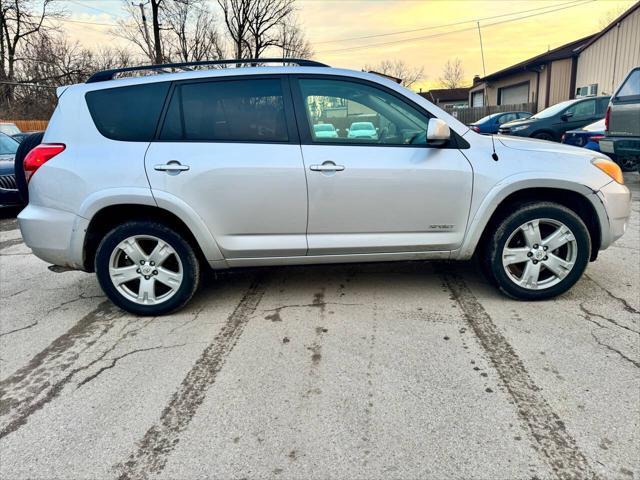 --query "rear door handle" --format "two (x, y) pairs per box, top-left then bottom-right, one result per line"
(309, 162), (345, 172)
(154, 160), (190, 172)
